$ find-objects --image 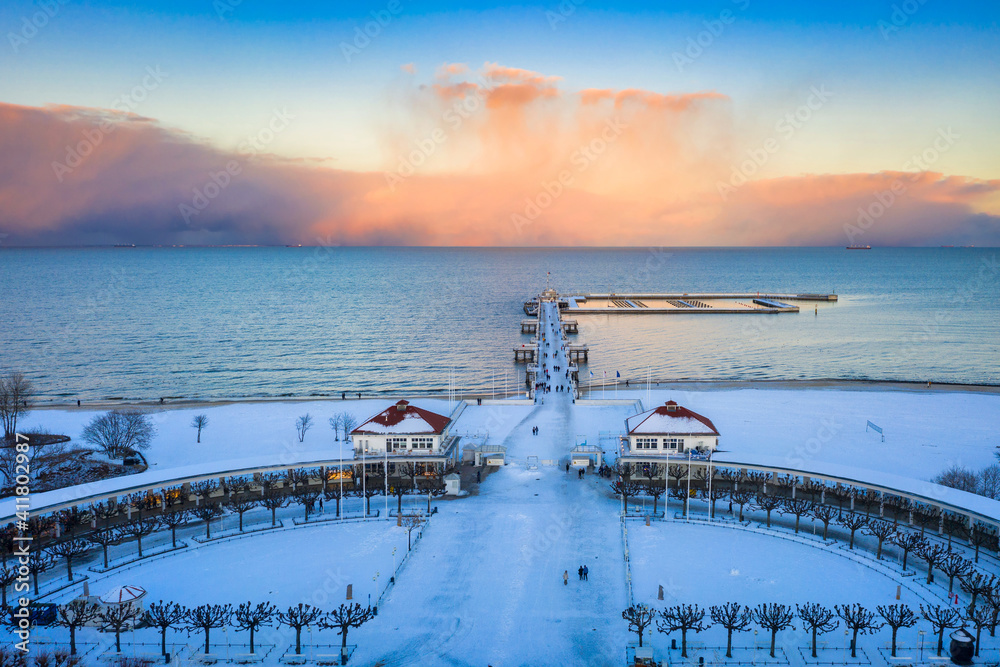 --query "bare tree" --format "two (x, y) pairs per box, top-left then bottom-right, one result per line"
(917, 542), (949, 585)
(967, 604), (994, 657)
(969, 523), (998, 563)
(233, 602), (276, 654)
(709, 602), (752, 658)
(730, 488), (754, 522)
(892, 531), (924, 571)
(47, 539), (89, 581)
(295, 414), (313, 442)
(751, 603), (795, 658)
(277, 603), (323, 655)
(835, 604), (882, 658)
(226, 496), (259, 532)
(934, 464), (979, 493)
(142, 601), (187, 657)
(657, 604), (710, 658)
(293, 484), (322, 521)
(122, 518), (157, 559)
(186, 603), (233, 655)
(191, 415), (209, 443)
(920, 604), (963, 656)
(81, 410), (156, 459)
(321, 603), (377, 658)
(0, 372), (32, 439)
(755, 493), (782, 528)
(192, 503), (224, 539)
(876, 604), (916, 658)
(797, 603), (838, 658)
(838, 513), (868, 549)
(87, 525), (125, 569)
(610, 465), (643, 514)
(863, 519), (896, 559)
(812, 504), (838, 541)
(261, 486), (290, 527)
(100, 602), (142, 653)
(341, 413), (358, 440)
(323, 484), (348, 518)
(979, 464), (1000, 500)
(781, 498), (813, 534)
(622, 604), (656, 648)
(0, 561), (16, 607)
(961, 572), (996, 610)
(157, 509), (190, 548)
(25, 550), (55, 595)
(938, 553), (972, 595)
(329, 414), (344, 441)
(57, 600), (101, 655)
